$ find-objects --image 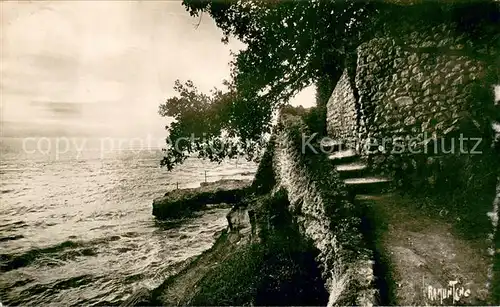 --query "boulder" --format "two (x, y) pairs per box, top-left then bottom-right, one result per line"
(152, 179), (251, 220)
